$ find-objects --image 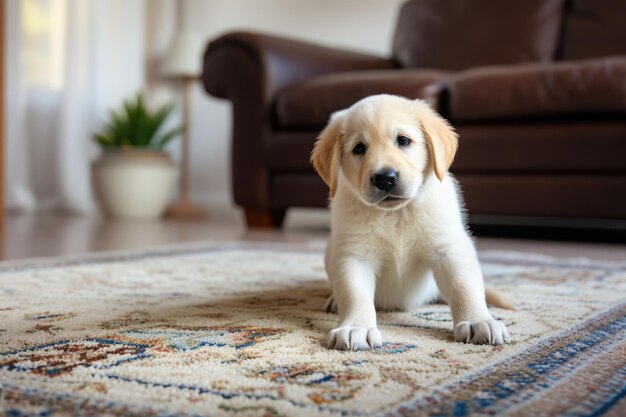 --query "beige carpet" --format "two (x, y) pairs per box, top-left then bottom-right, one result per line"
(0, 241), (624, 416)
